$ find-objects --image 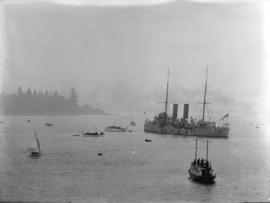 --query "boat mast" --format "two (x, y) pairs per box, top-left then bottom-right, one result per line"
(206, 139), (208, 161)
(165, 68), (170, 116)
(202, 67), (208, 122)
(195, 138), (198, 160)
